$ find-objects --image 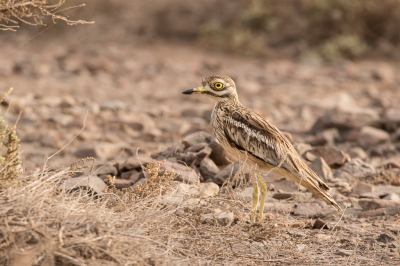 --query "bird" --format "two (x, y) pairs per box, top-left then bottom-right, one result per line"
(182, 75), (343, 223)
